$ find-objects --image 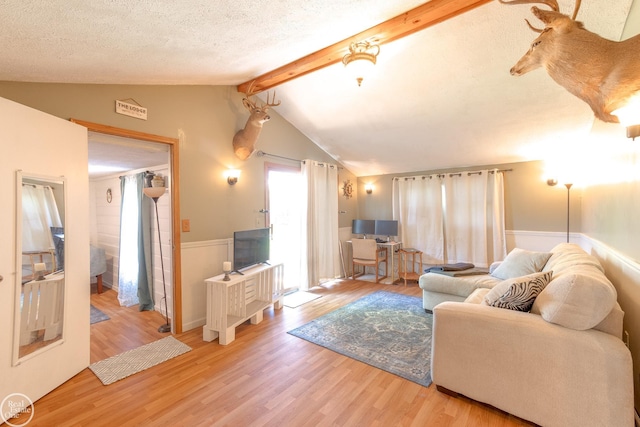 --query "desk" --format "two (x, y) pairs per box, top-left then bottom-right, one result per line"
(346, 240), (402, 284)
